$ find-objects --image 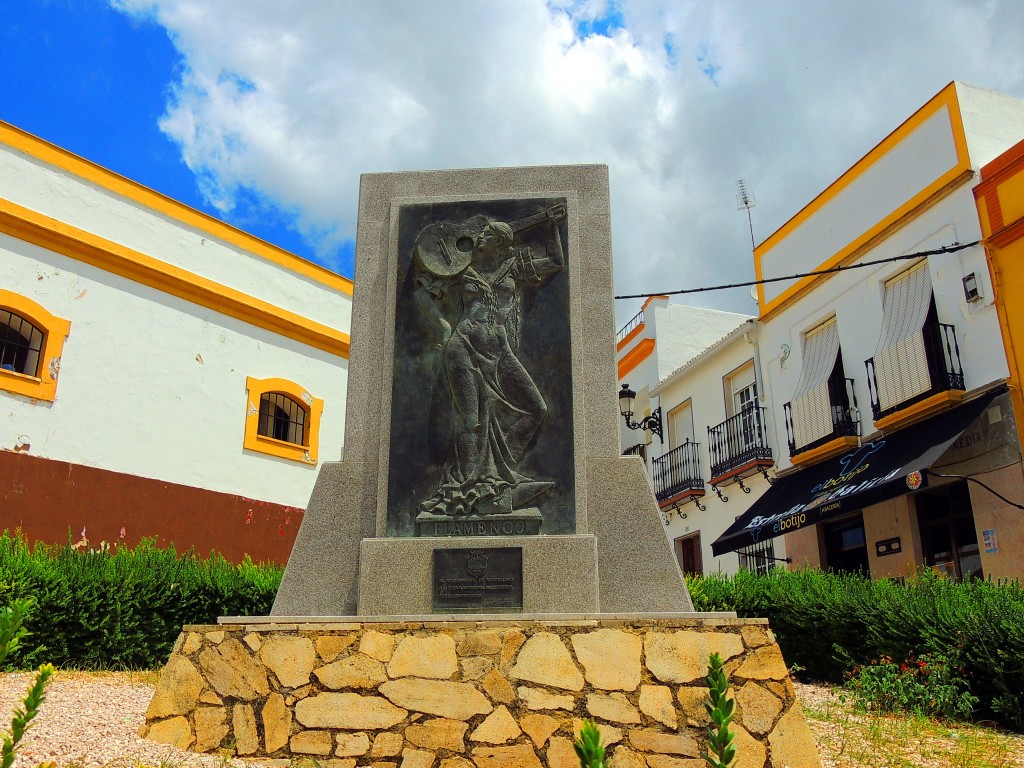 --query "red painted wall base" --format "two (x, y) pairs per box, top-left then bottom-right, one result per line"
(0, 450), (302, 564)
